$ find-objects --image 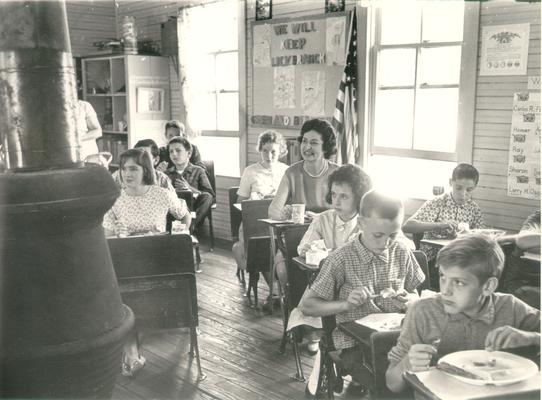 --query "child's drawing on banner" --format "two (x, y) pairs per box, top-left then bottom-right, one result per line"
(253, 24), (271, 67)
(273, 66), (295, 109)
(301, 71), (325, 116)
(326, 17), (346, 66)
